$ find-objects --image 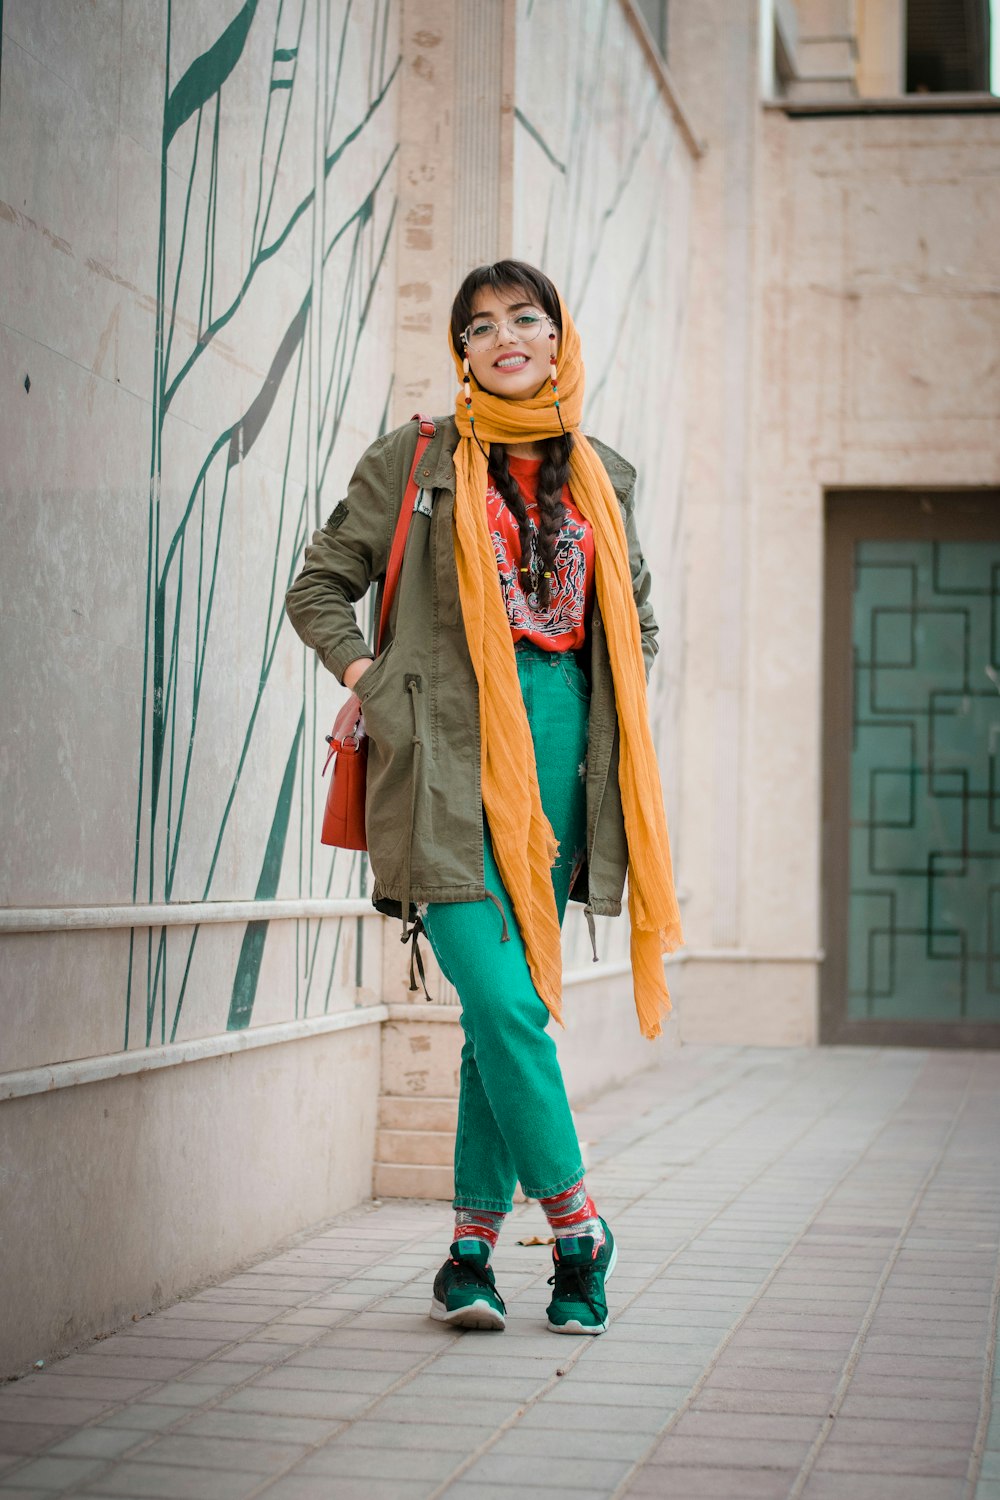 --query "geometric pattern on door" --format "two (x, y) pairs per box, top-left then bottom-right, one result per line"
(849, 540), (1000, 1023)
